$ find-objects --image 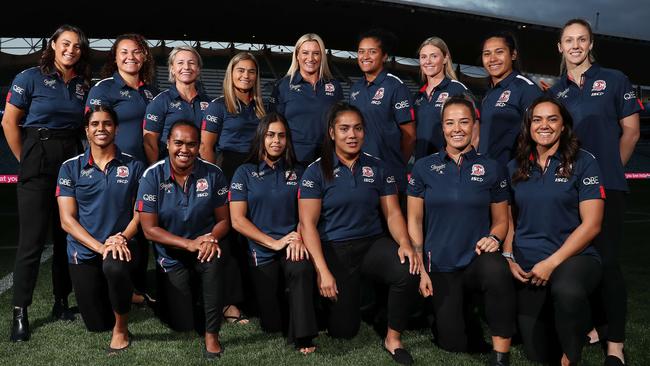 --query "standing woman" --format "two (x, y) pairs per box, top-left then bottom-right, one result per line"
(200, 52), (265, 179)
(408, 96), (515, 365)
(86, 33), (158, 305)
(268, 33), (343, 165)
(143, 46), (210, 164)
(137, 120), (229, 359)
(413, 37), (473, 160)
(230, 112), (318, 354)
(299, 102), (420, 365)
(504, 97), (605, 365)
(349, 29), (415, 194)
(3, 24), (91, 342)
(478, 31), (542, 168)
(550, 19), (641, 365)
